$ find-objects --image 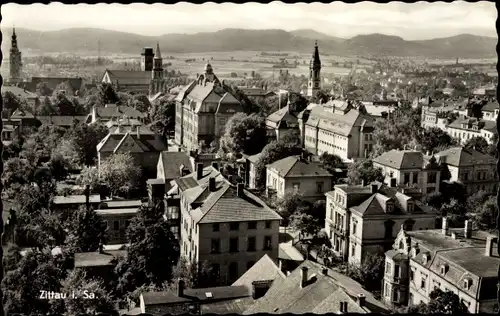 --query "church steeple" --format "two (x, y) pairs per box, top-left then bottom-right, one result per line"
(9, 26), (22, 84)
(152, 42), (163, 80)
(307, 40), (322, 98)
(154, 42), (162, 60)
